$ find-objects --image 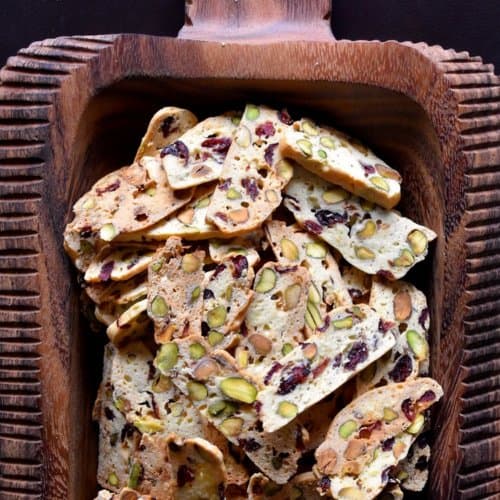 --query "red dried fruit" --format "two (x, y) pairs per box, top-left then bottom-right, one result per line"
(344, 342), (368, 371)
(104, 407), (115, 420)
(264, 142), (278, 166)
(212, 263), (227, 278)
(312, 357), (330, 378)
(388, 354), (413, 382)
(264, 362), (283, 385)
(319, 476), (331, 493)
(332, 354), (342, 368)
(419, 308), (430, 328)
(317, 315), (331, 332)
(231, 255), (248, 278)
(303, 220), (323, 235)
(96, 179), (120, 196)
(215, 212), (228, 222)
(381, 466), (395, 484)
(376, 269), (396, 280)
(417, 390), (436, 404)
(160, 140), (189, 165)
(177, 465), (195, 487)
(255, 121), (275, 138)
(134, 212), (148, 221)
(240, 322), (248, 337)
(203, 288), (215, 300)
(99, 261), (114, 281)
(218, 178), (232, 191)
(160, 116), (177, 137)
(401, 398), (416, 421)
(361, 162), (376, 175)
(358, 420), (382, 439)
(241, 177), (259, 201)
(277, 362), (311, 395)
(379, 318), (396, 333)
(201, 136), (232, 155)
(278, 108), (293, 125)
(382, 437), (395, 451)
(238, 438), (262, 452)
(315, 209), (347, 227)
